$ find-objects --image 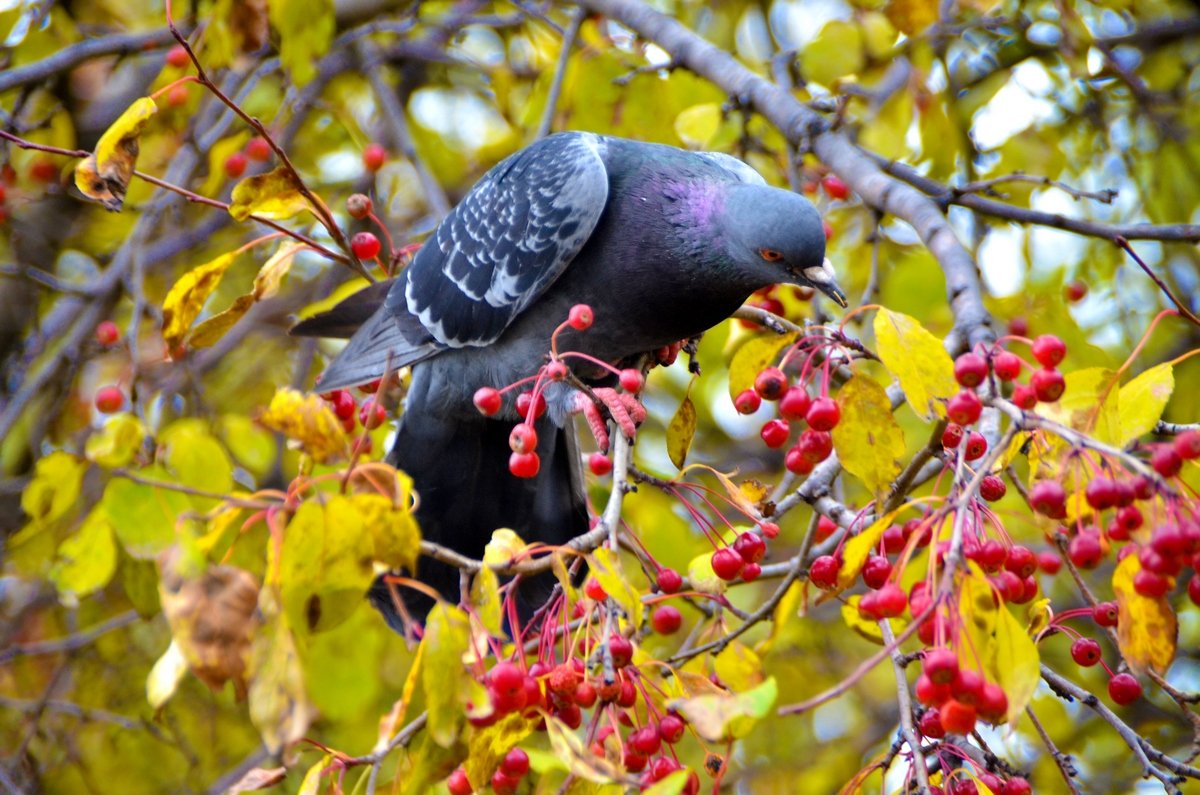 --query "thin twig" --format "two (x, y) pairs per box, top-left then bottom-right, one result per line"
(0, 611), (139, 665)
(536, 8), (585, 139)
(881, 620), (931, 794)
